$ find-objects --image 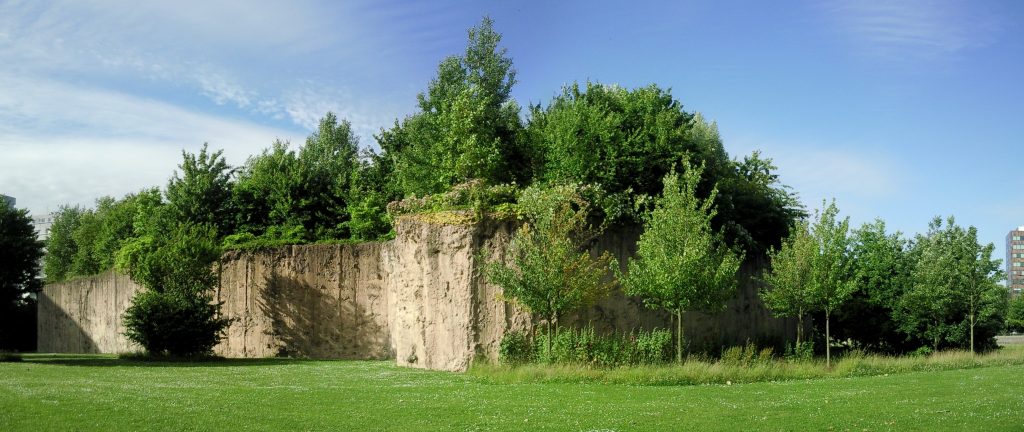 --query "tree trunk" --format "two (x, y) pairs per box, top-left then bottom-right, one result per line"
(796, 313), (804, 347)
(970, 311), (975, 355)
(546, 319), (552, 360)
(676, 307), (684, 364)
(825, 312), (831, 369)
